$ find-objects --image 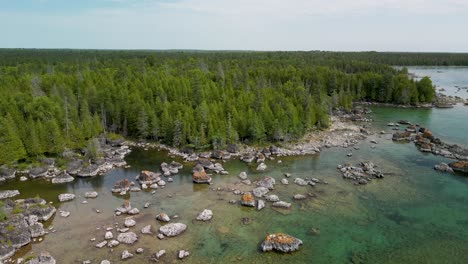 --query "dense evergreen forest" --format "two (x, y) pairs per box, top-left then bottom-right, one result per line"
(0, 49), (440, 165)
